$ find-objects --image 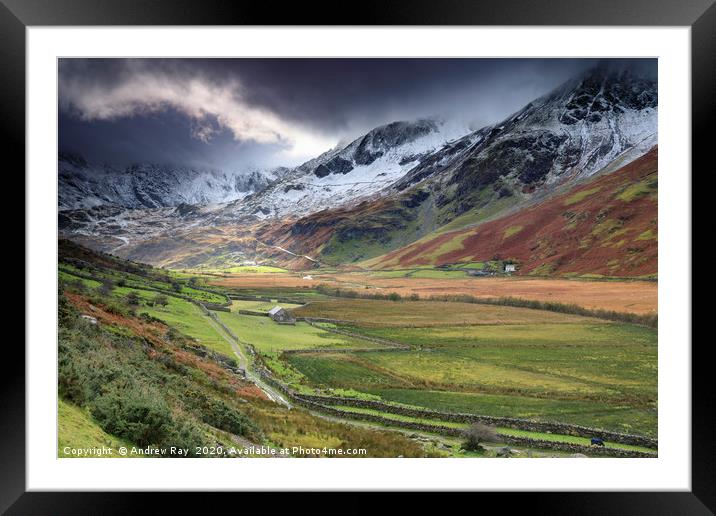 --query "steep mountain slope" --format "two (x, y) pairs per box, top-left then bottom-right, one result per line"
(59, 152), (288, 211)
(58, 118), (475, 265)
(222, 119), (474, 219)
(363, 147), (658, 277)
(259, 63), (657, 265)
